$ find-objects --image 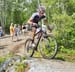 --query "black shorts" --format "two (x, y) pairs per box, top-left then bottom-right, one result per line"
(28, 24), (40, 31)
(32, 24), (40, 28)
